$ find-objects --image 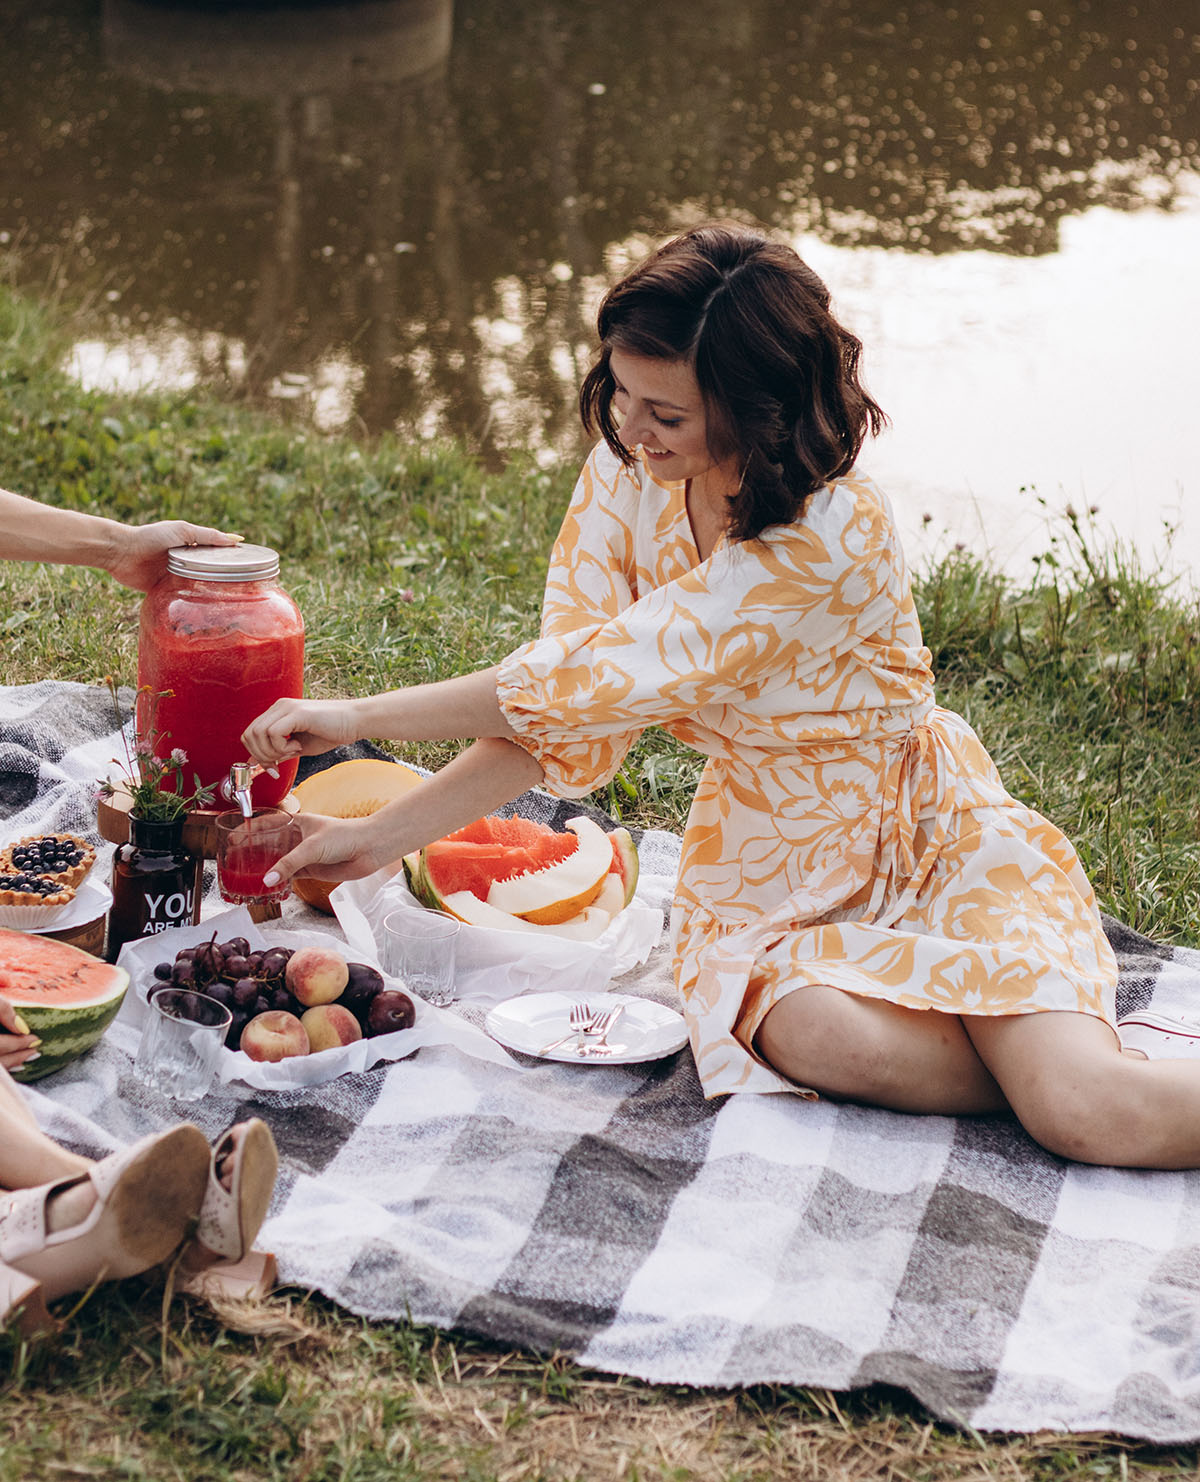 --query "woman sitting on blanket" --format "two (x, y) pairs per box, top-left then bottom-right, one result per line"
(0, 496), (275, 1334)
(242, 222), (1194, 1171)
